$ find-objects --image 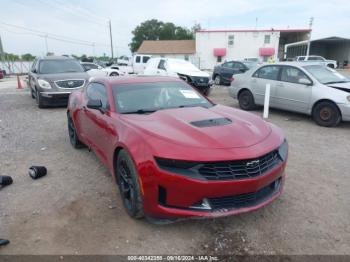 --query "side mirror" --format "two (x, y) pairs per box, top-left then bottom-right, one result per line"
(32, 69), (37, 73)
(87, 99), (102, 110)
(299, 78), (312, 85)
